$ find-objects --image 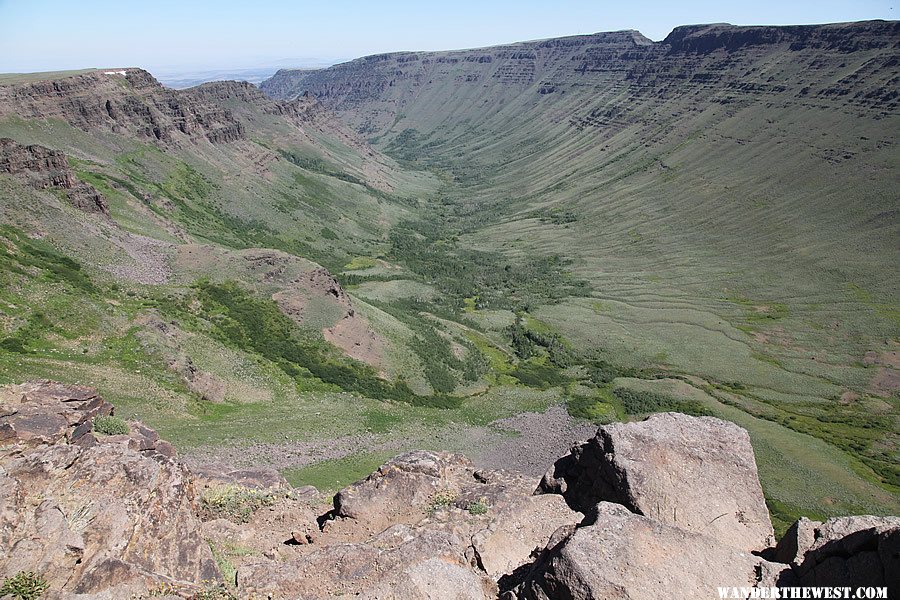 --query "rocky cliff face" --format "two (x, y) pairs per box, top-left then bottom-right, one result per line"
(0, 381), (218, 599)
(0, 138), (108, 214)
(0, 69), (374, 151)
(2, 381), (895, 599)
(261, 21), (899, 137)
(0, 69), (248, 145)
